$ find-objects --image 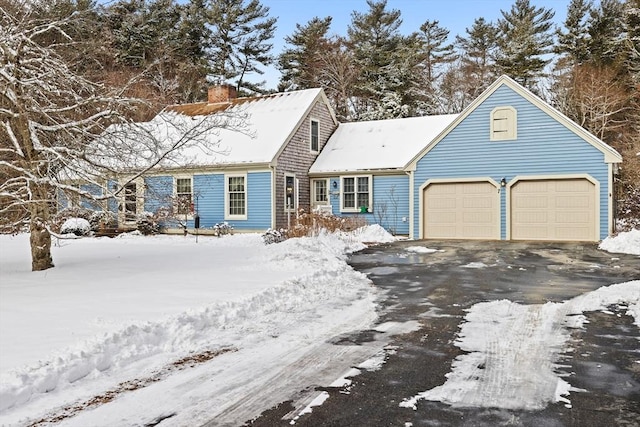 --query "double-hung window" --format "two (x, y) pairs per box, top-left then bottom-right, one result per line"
(341, 176), (371, 212)
(310, 119), (319, 152)
(225, 174), (247, 219)
(175, 177), (193, 215)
